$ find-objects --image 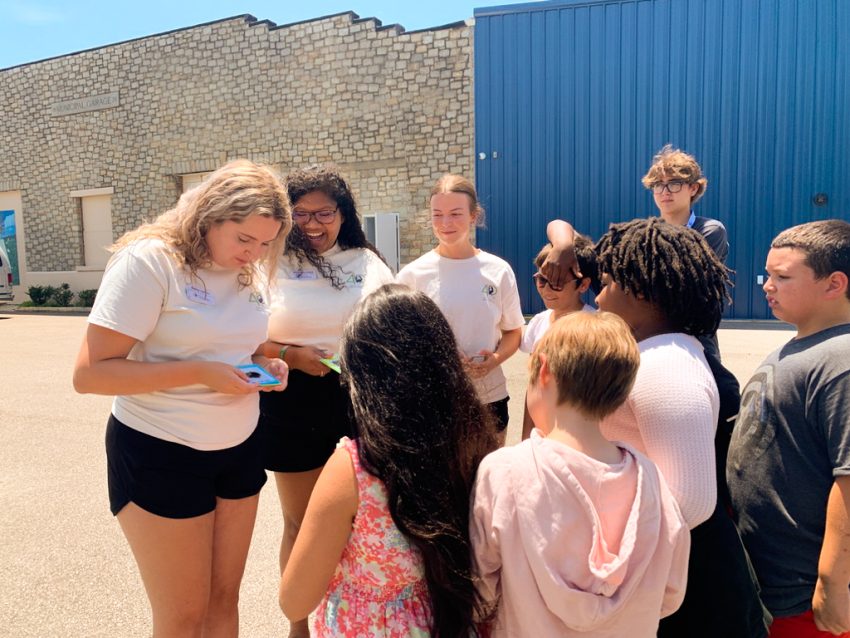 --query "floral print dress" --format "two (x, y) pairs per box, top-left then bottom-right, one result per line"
(313, 437), (433, 637)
